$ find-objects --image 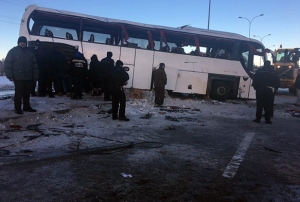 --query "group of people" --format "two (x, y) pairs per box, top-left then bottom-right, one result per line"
(7, 36), (300, 124)
(4, 36), (132, 121)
